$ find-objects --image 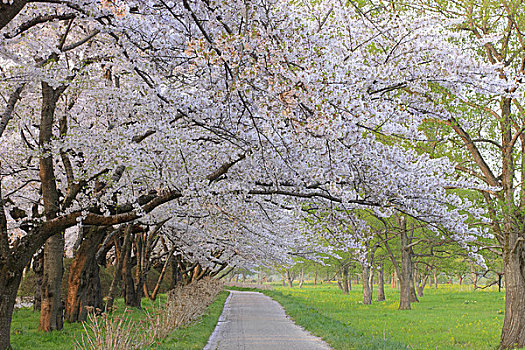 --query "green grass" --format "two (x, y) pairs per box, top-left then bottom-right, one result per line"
(233, 283), (505, 350)
(10, 292), (228, 350)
